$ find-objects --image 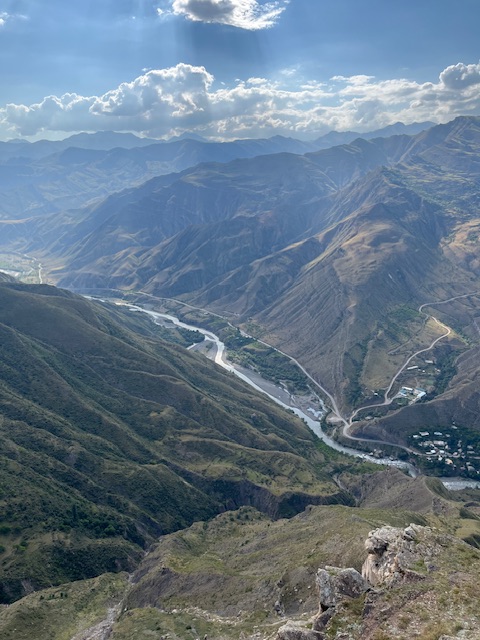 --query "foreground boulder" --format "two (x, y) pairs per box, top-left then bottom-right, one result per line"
(276, 621), (322, 640)
(276, 522), (480, 640)
(362, 523), (431, 586)
(277, 566), (369, 639)
(316, 566), (369, 610)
